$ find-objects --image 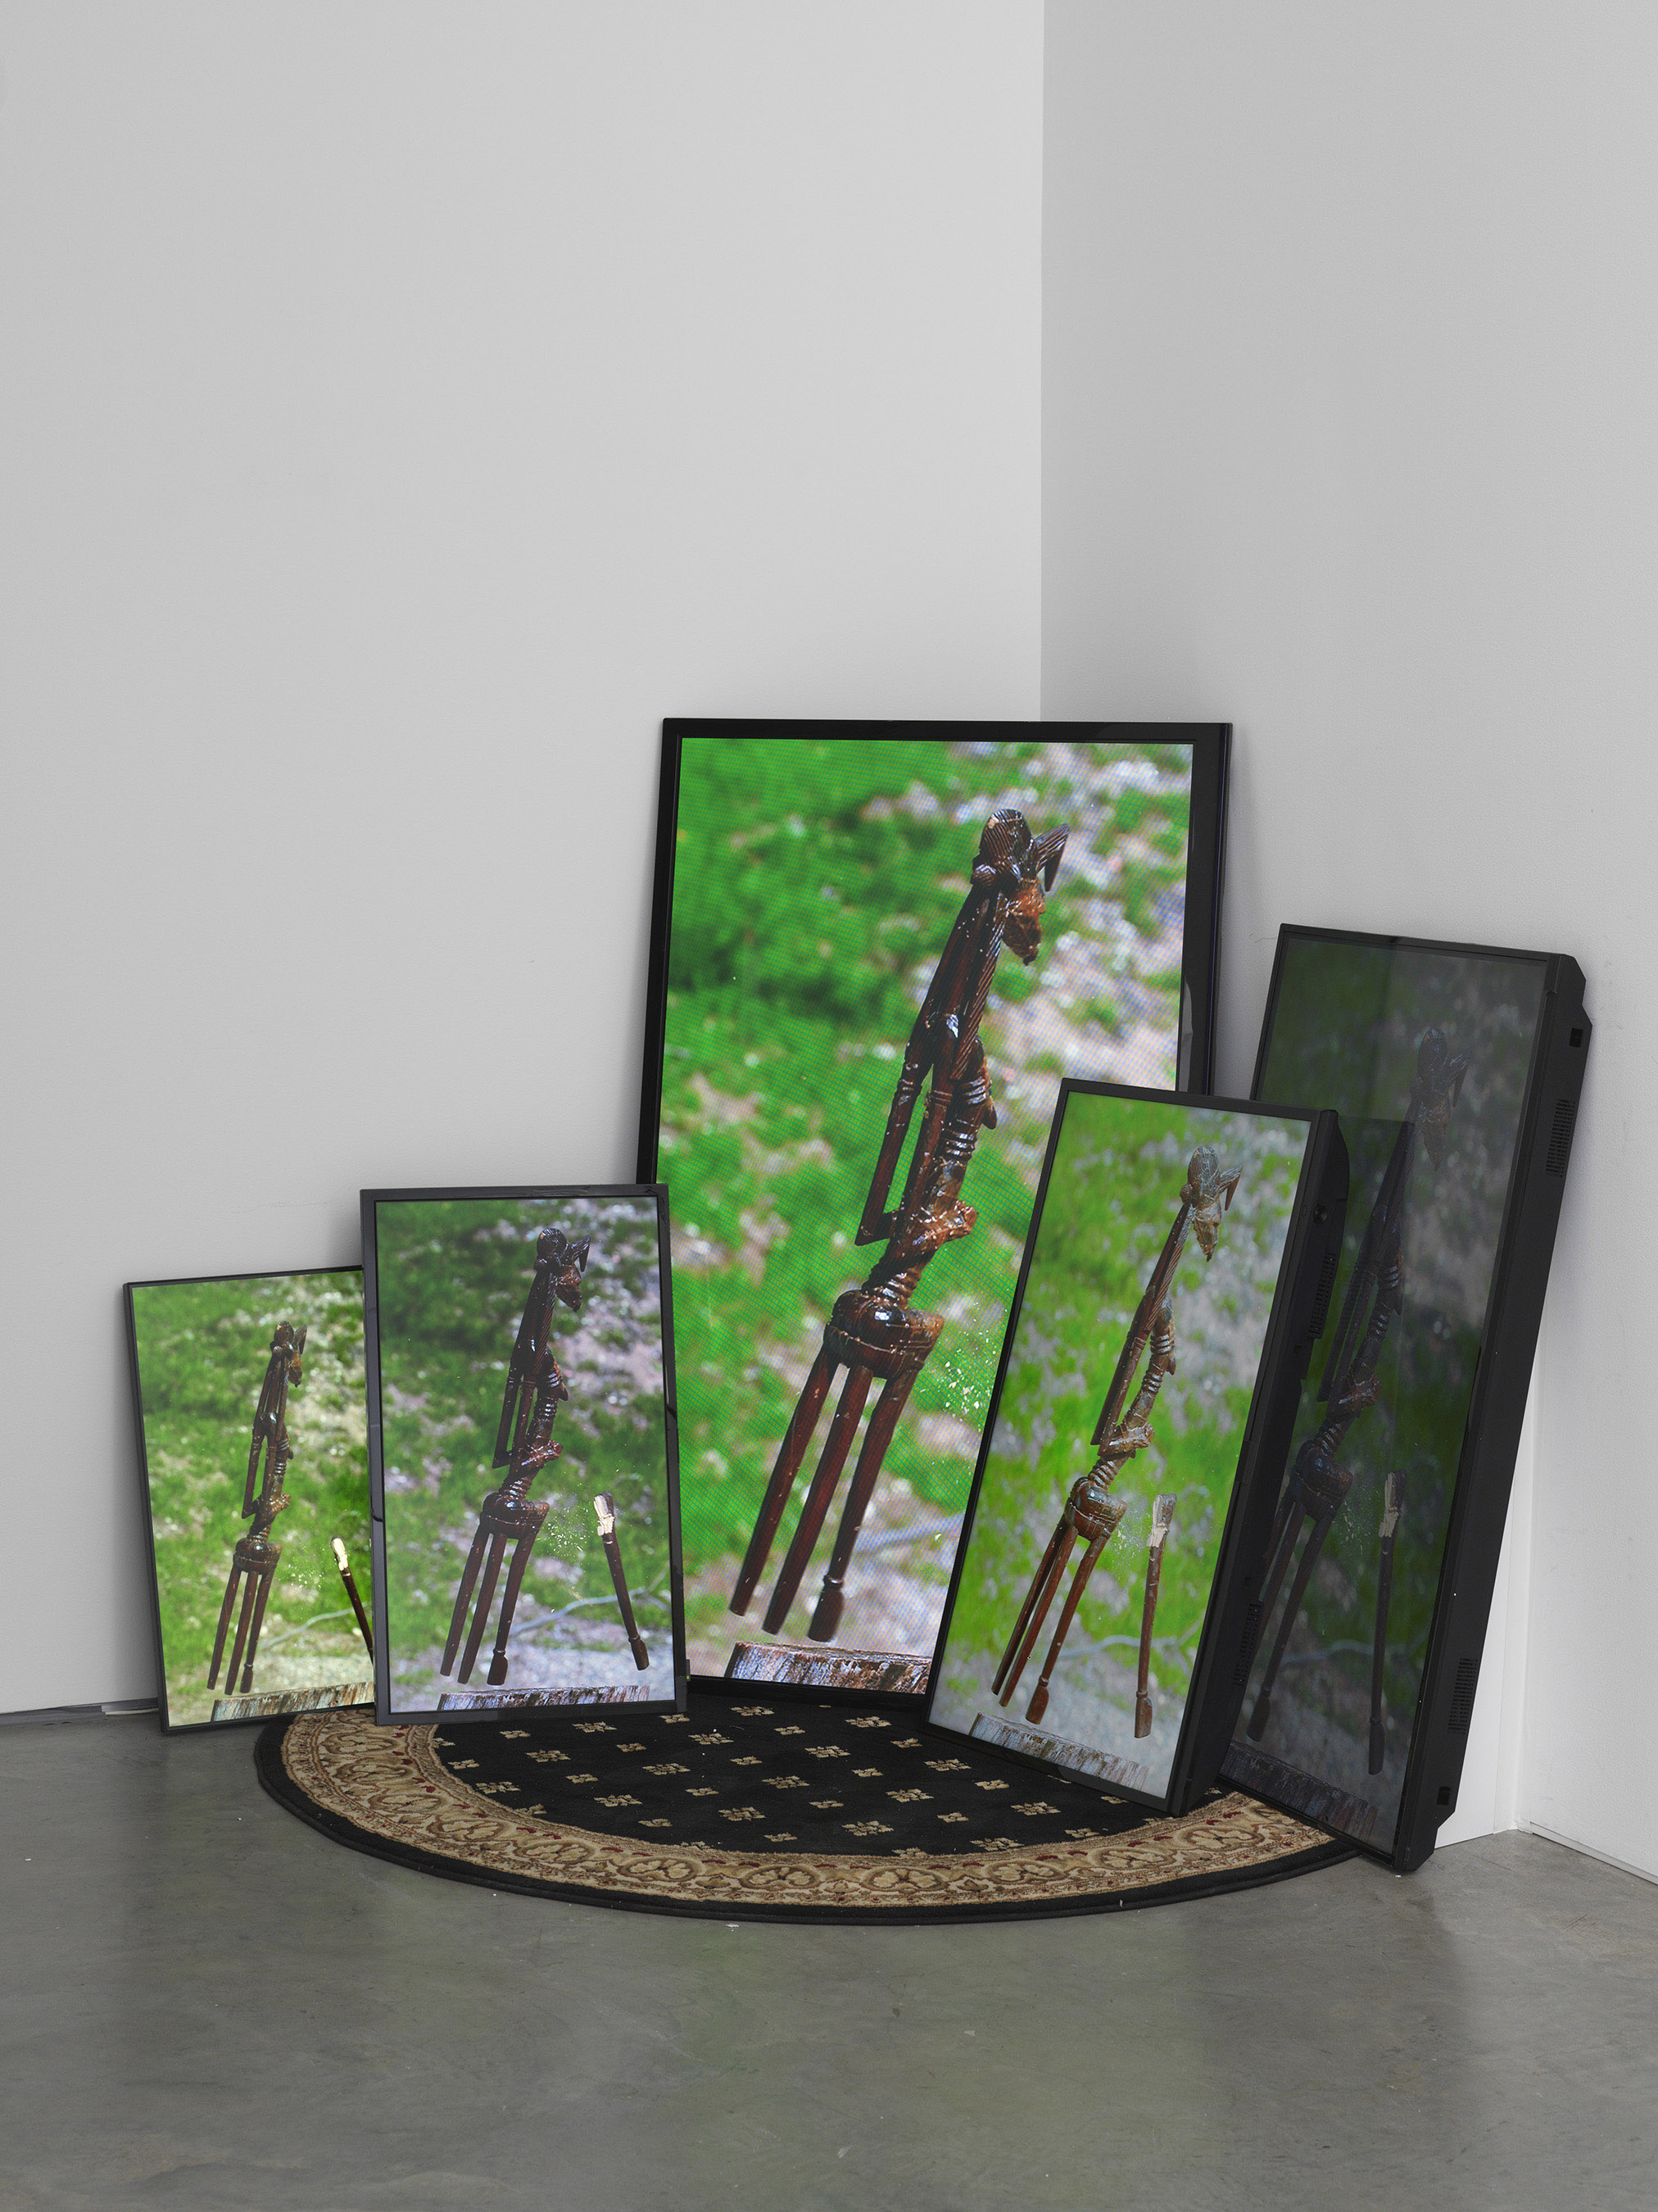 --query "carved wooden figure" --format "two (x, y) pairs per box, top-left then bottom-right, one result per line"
(594, 1493), (650, 1670)
(208, 1321), (306, 1694)
(442, 1229), (590, 1688)
(1135, 1494), (1176, 1738)
(995, 1146), (1239, 1728)
(1246, 1027), (1467, 1745)
(731, 809), (1069, 1641)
